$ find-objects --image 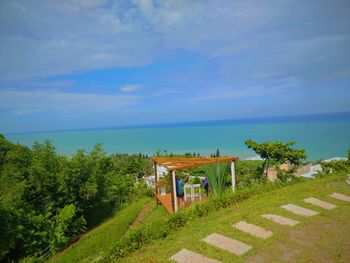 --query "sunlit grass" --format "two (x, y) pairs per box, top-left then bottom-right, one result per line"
(118, 174), (350, 262)
(52, 197), (152, 263)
